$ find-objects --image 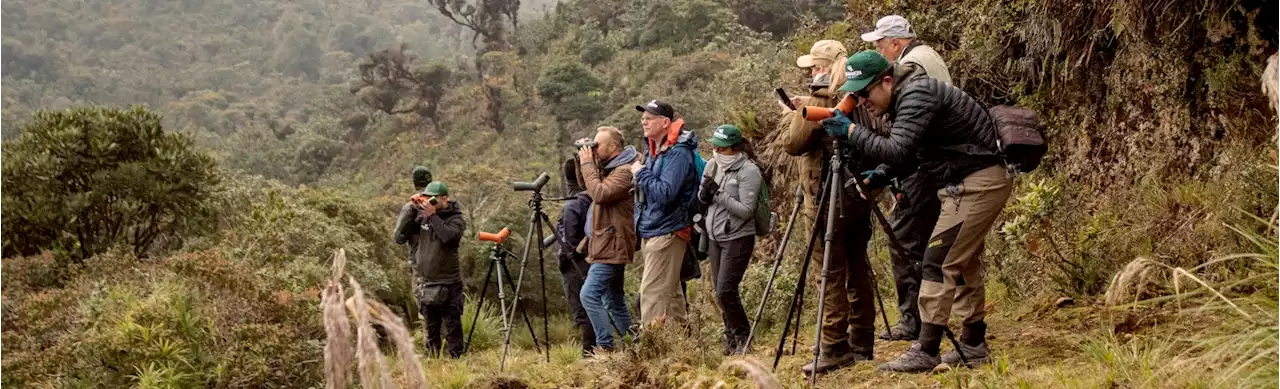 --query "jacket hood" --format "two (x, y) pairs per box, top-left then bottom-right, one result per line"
(647, 119), (698, 156)
(604, 145), (639, 170)
(889, 63), (929, 119)
(437, 200), (463, 216)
